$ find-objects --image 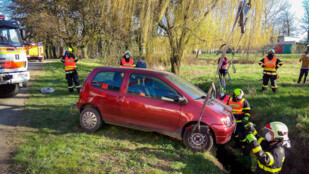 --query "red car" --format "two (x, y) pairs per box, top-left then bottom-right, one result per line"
(77, 67), (236, 151)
